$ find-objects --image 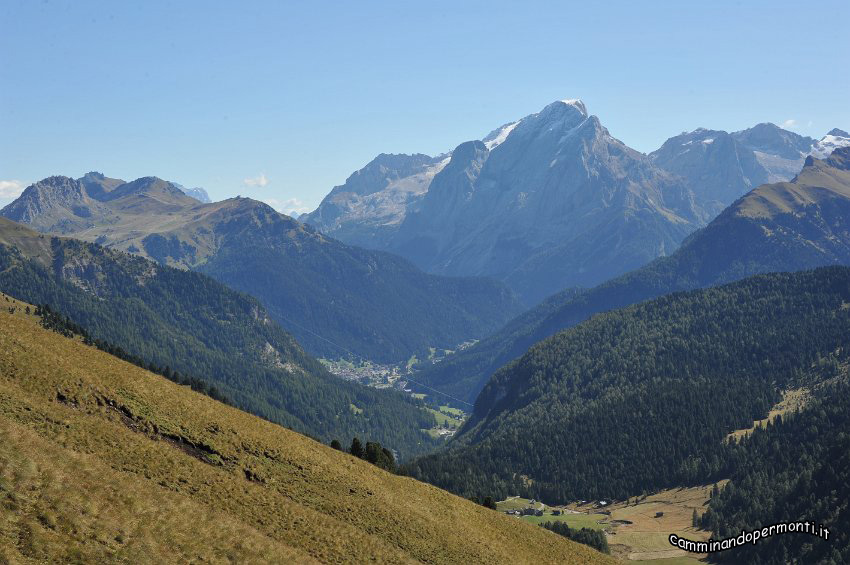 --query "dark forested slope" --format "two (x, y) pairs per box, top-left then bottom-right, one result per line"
(702, 378), (850, 564)
(189, 199), (521, 363)
(404, 267), (850, 500)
